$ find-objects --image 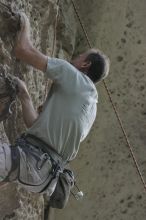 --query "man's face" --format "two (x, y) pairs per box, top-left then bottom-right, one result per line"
(71, 51), (89, 70)
(71, 49), (97, 71)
